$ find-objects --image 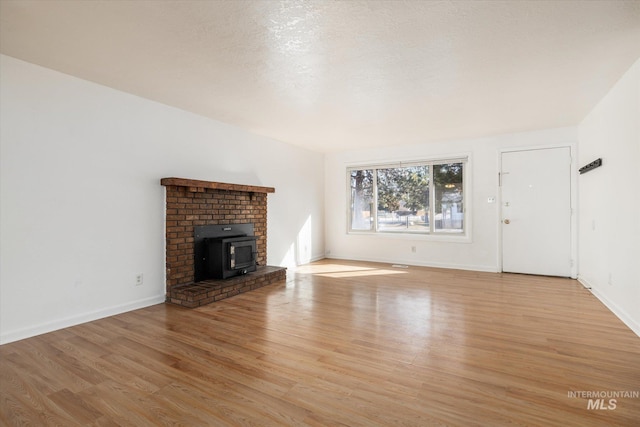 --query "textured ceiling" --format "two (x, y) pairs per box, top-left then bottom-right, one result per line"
(1, 0), (639, 153)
